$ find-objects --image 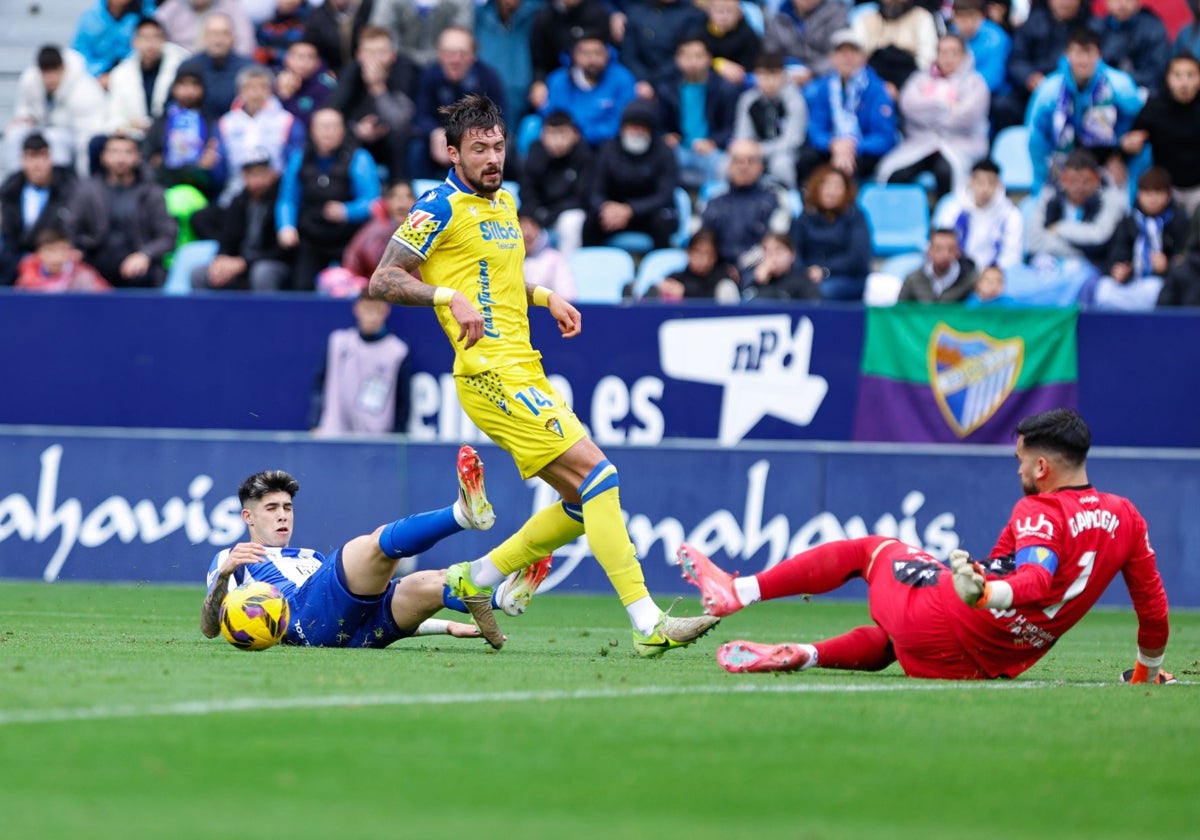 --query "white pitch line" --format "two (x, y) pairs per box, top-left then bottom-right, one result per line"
(0, 679), (1120, 727)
